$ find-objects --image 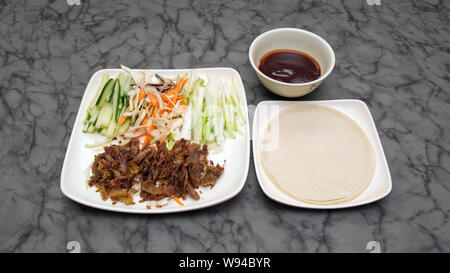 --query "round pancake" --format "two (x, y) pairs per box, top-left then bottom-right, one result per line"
(258, 103), (376, 204)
